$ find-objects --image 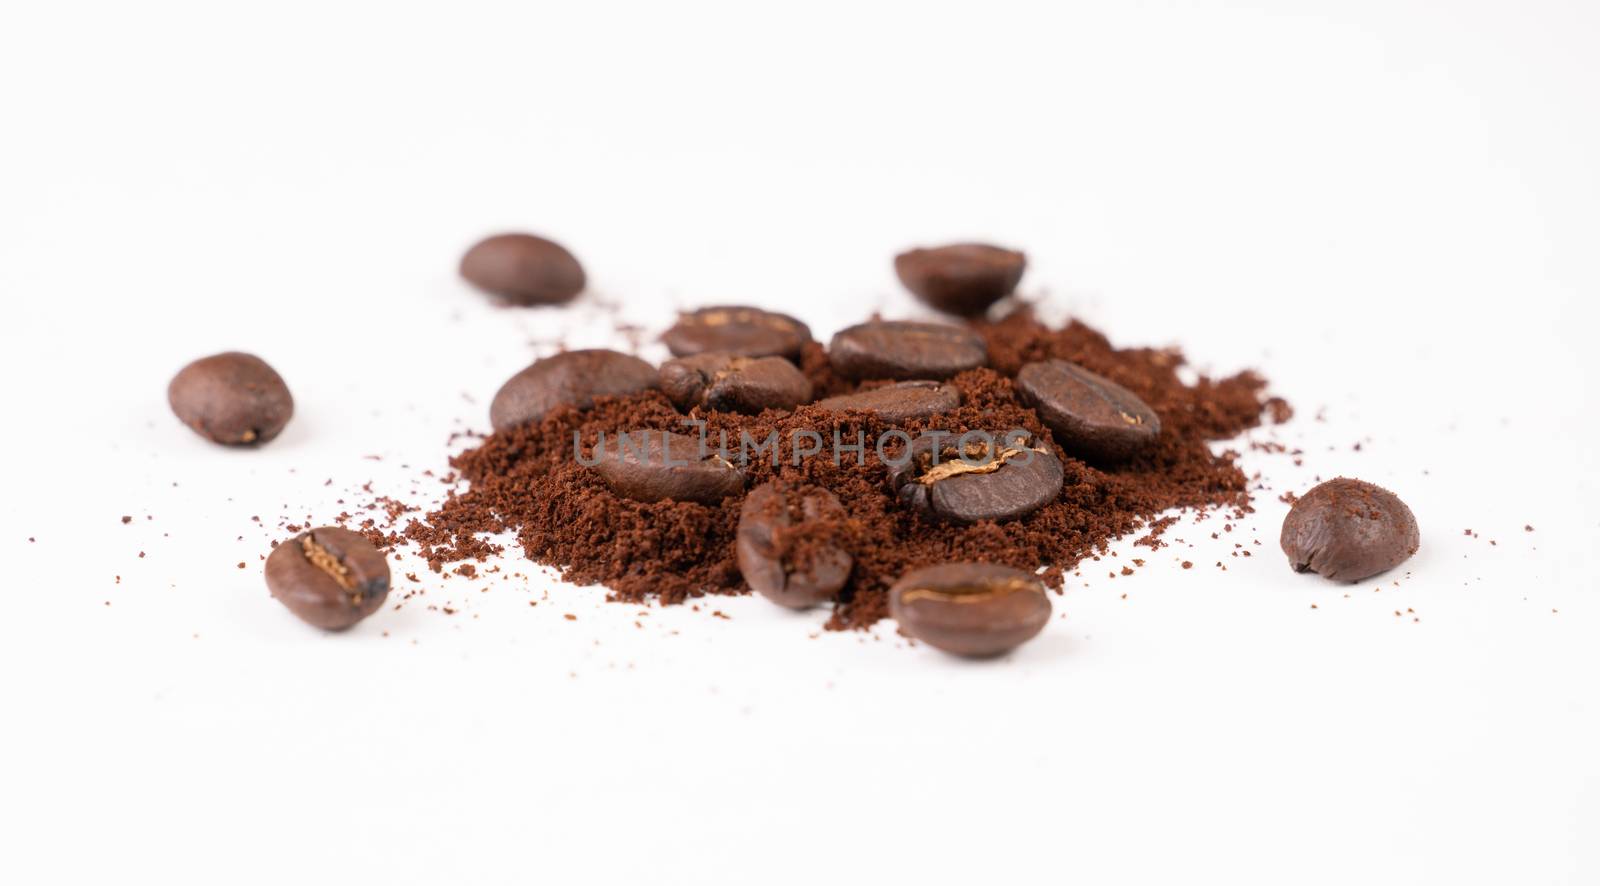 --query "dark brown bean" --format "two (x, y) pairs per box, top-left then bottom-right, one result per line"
(489, 349), (657, 432)
(459, 232), (586, 306)
(168, 352), (294, 446)
(1014, 360), (1161, 462)
(736, 482), (853, 609)
(888, 433), (1063, 524)
(894, 243), (1026, 316)
(659, 352), (813, 414)
(593, 430), (745, 504)
(814, 381), (960, 424)
(1281, 478), (1419, 582)
(827, 321), (987, 381)
(661, 306), (812, 360)
(264, 527), (390, 630)
(888, 562), (1050, 658)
